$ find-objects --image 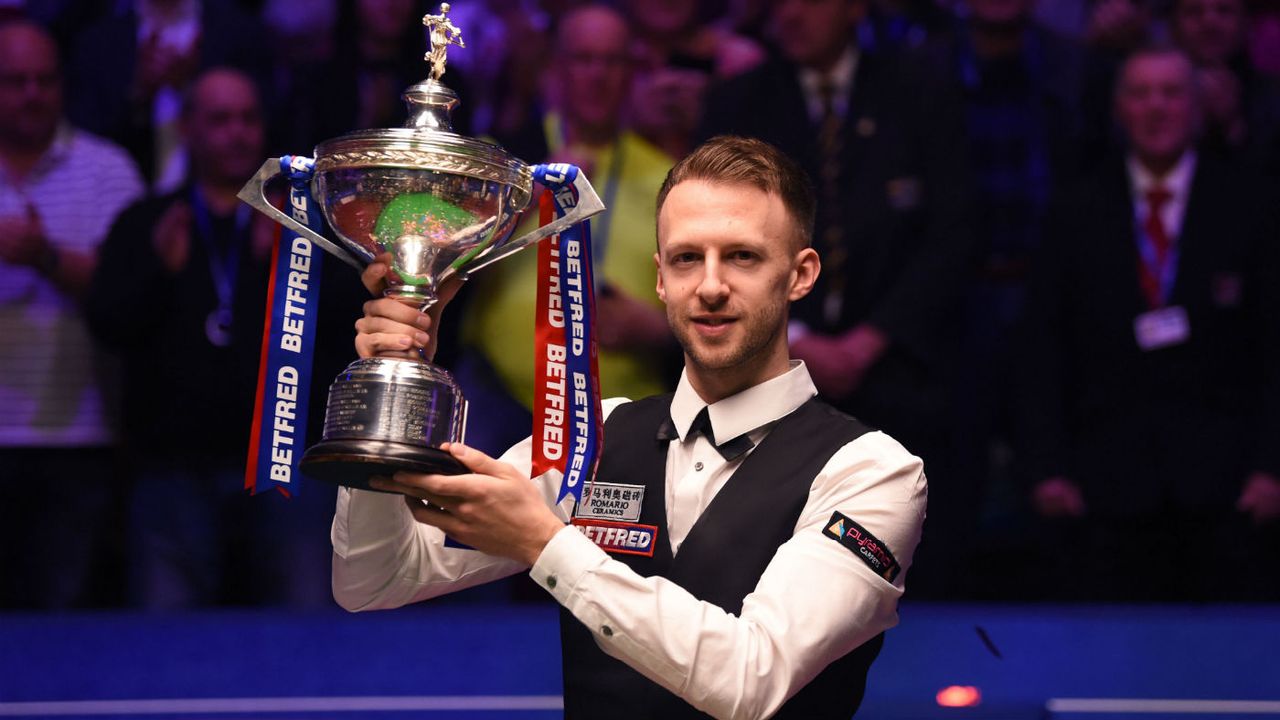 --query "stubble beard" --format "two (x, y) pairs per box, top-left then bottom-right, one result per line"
(669, 300), (786, 375)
